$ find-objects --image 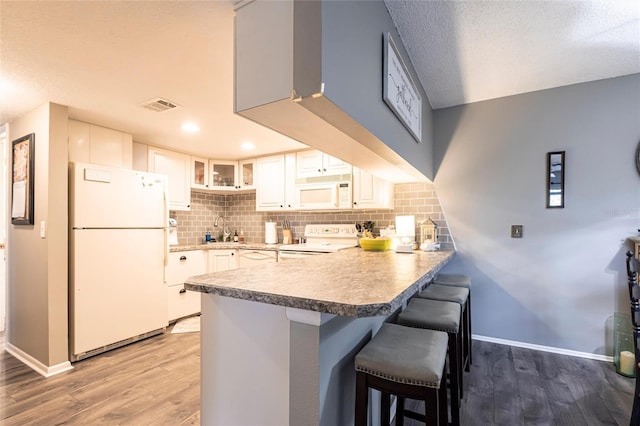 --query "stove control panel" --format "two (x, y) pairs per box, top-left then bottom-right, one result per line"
(304, 224), (358, 238)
